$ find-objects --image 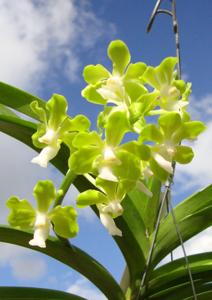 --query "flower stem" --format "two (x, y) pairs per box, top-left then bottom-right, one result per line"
(54, 169), (76, 207)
